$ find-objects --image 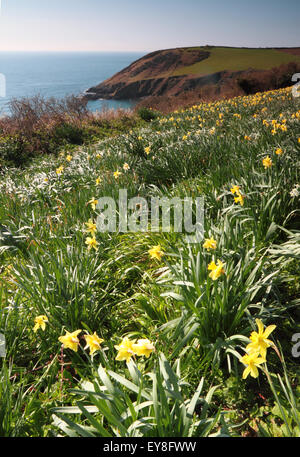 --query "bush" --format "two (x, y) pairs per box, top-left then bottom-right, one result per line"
(53, 122), (85, 146)
(0, 134), (31, 167)
(137, 107), (159, 122)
